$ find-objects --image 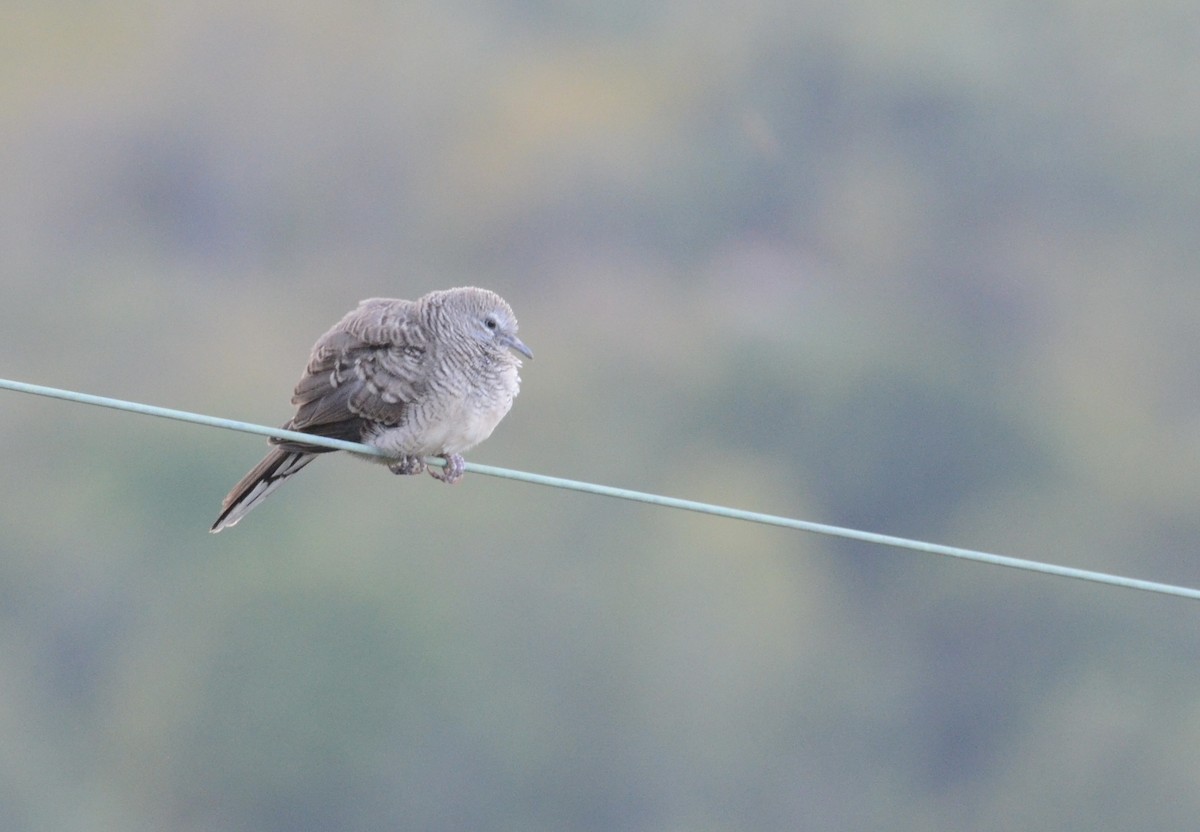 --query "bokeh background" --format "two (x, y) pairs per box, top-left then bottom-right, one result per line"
(4, 2), (1200, 830)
